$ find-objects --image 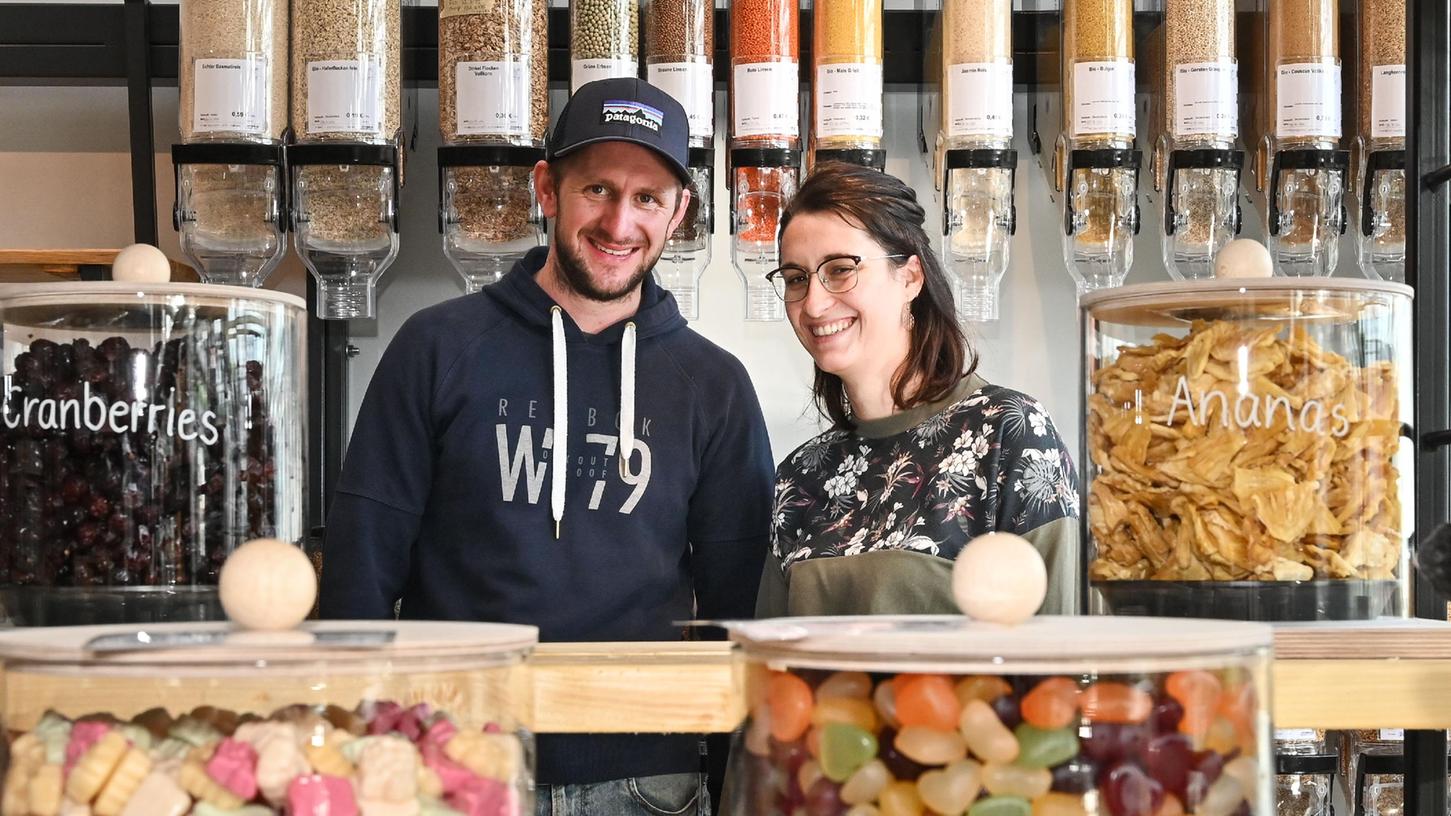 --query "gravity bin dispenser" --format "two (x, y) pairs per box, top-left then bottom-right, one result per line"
(1353, 0), (1408, 281)
(1249, 0), (1348, 276)
(1147, 0), (1243, 279)
(728, 0), (801, 321)
(171, 0), (289, 287)
(648, 0), (716, 318)
(288, 0), (404, 319)
(810, 0), (886, 172)
(436, 0), (549, 293)
(1045, 0), (1141, 293)
(932, 0), (1016, 322)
